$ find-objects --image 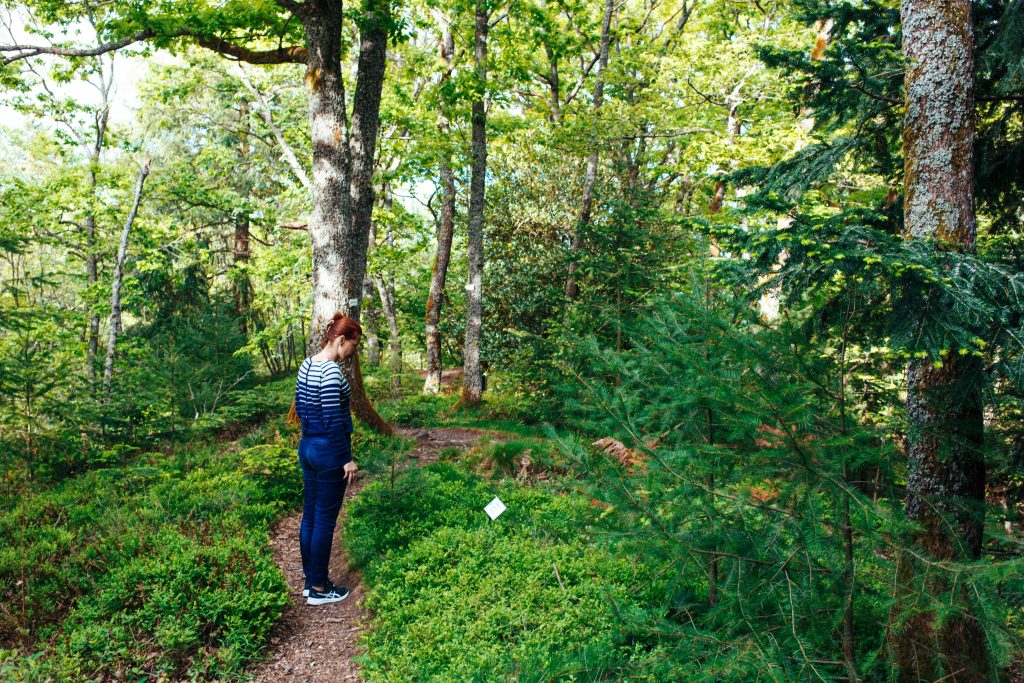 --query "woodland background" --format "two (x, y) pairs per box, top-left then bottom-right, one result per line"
(0, 0), (1022, 680)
